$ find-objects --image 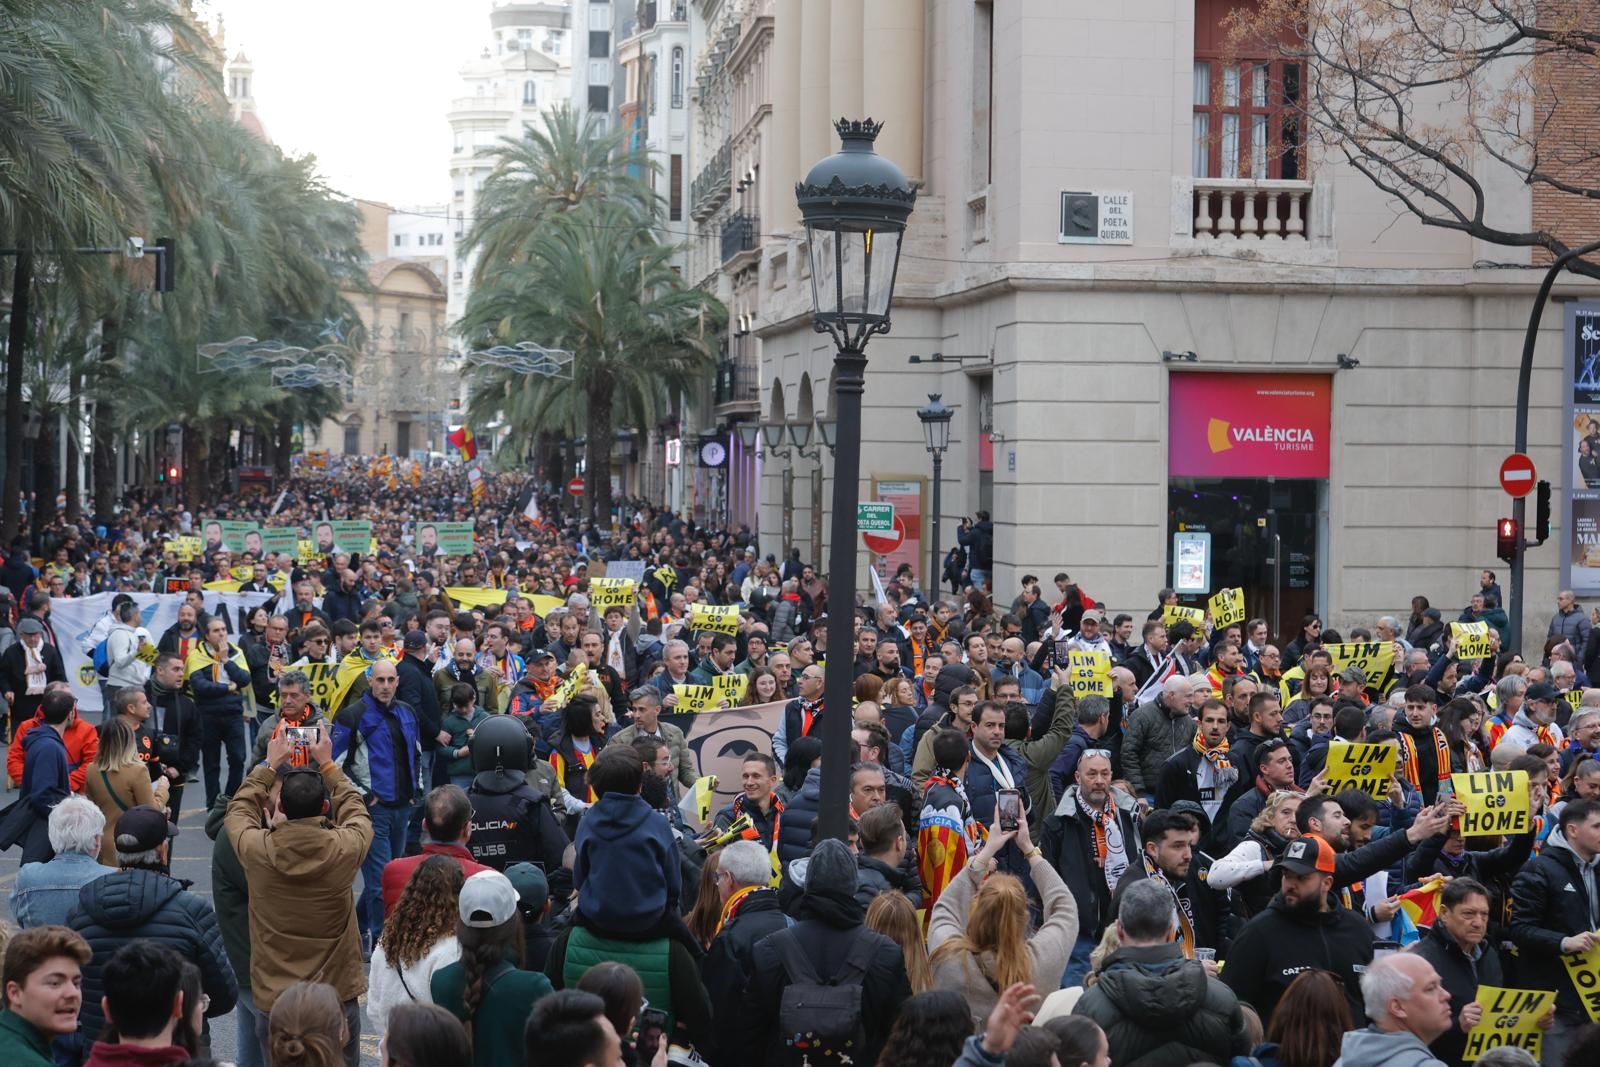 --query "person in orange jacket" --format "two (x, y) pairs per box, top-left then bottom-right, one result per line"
(8, 682), (98, 792)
